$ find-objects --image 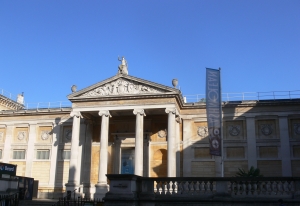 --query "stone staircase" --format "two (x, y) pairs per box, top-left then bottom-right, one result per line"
(19, 199), (58, 206)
